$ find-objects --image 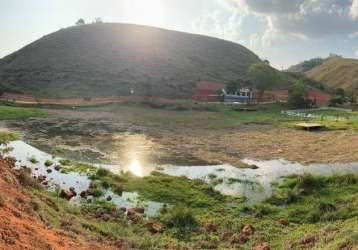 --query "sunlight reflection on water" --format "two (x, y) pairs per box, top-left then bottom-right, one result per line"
(128, 158), (144, 177)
